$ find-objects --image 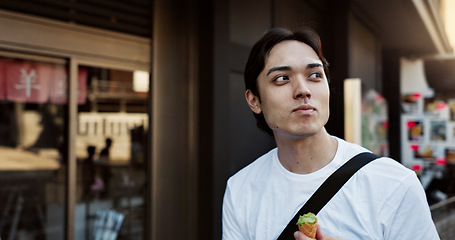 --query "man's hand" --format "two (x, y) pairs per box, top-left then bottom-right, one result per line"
(294, 225), (342, 240)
